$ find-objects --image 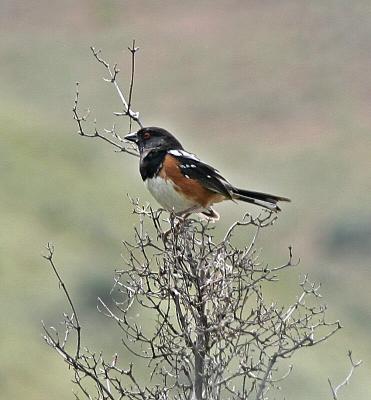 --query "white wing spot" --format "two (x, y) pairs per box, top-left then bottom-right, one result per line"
(185, 174), (190, 179)
(207, 175), (211, 178)
(169, 149), (200, 161)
